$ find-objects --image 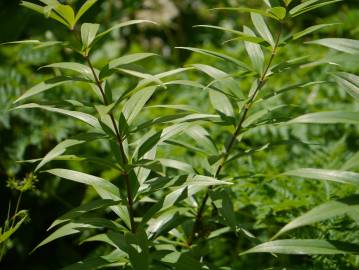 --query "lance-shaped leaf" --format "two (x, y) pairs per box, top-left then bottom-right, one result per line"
(12, 103), (101, 129)
(35, 133), (104, 172)
(282, 168), (359, 185)
(116, 68), (164, 87)
(1, 40), (63, 49)
(46, 169), (129, 226)
(158, 159), (194, 174)
(109, 53), (158, 69)
(81, 23), (100, 52)
(106, 230), (149, 270)
(184, 125), (218, 155)
(289, 0), (342, 18)
(0, 211), (28, 243)
(288, 111), (359, 124)
(13, 76), (90, 104)
(176, 47), (251, 71)
(306, 38), (359, 55)
(335, 72), (359, 101)
(212, 7), (286, 20)
(33, 222), (95, 252)
(209, 89), (234, 117)
(46, 169), (120, 198)
(34, 218), (120, 252)
(243, 26), (264, 74)
(273, 195), (359, 239)
(191, 64), (242, 98)
(293, 23), (339, 40)
(42, 62), (95, 80)
(94, 20), (157, 43)
(194, 25), (264, 44)
(147, 209), (188, 239)
(241, 239), (359, 255)
(48, 199), (120, 230)
(142, 175), (231, 220)
(251, 13), (275, 47)
(243, 105), (286, 127)
(134, 67), (192, 91)
(21, 1), (69, 28)
(123, 86), (157, 125)
(61, 250), (126, 270)
(289, 0), (321, 15)
(75, 0), (98, 23)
